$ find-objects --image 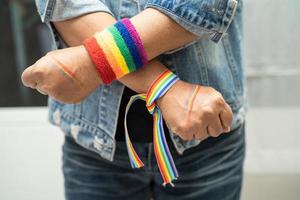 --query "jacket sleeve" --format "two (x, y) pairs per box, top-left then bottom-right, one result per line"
(35, 0), (113, 23)
(145, 0), (238, 43)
